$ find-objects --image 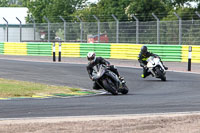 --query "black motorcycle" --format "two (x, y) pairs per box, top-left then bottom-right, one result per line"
(92, 64), (129, 95)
